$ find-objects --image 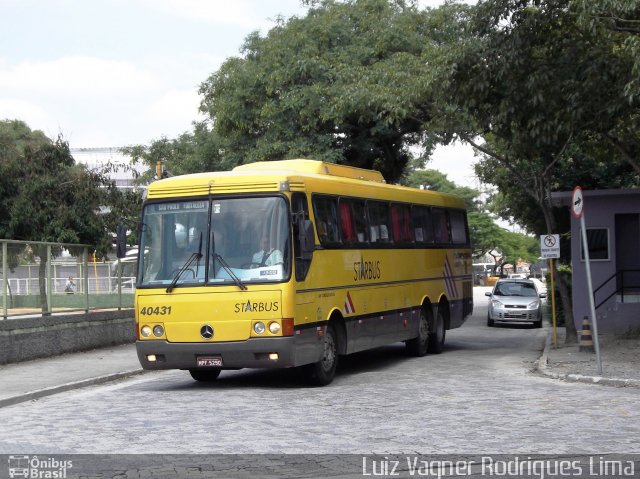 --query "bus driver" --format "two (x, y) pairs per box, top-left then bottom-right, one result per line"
(251, 237), (283, 267)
